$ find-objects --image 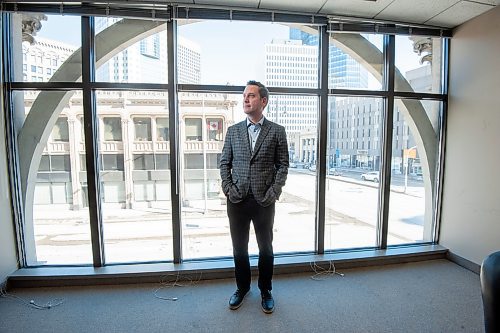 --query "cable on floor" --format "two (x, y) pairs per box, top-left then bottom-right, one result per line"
(0, 286), (64, 310)
(309, 260), (345, 280)
(153, 271), (203, 302)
